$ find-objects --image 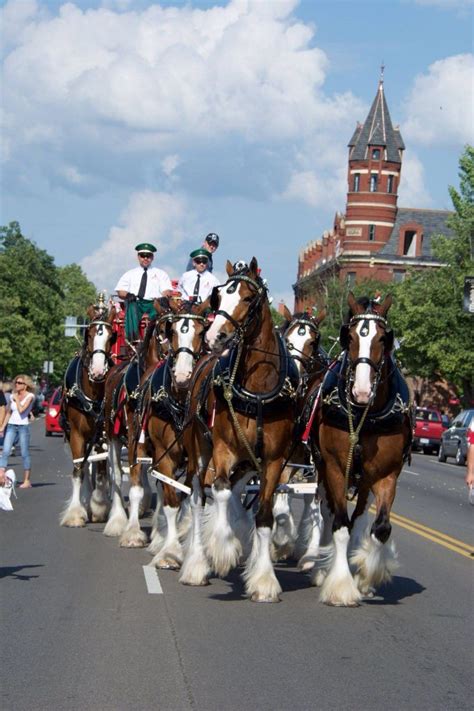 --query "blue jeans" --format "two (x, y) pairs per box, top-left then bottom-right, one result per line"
(0, 424), (31, 470)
